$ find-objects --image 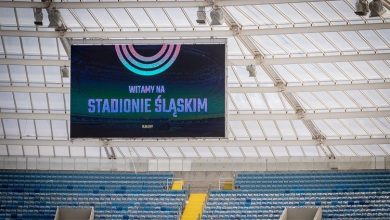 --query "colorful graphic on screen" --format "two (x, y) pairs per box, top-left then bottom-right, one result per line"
(71, 44), (226, 138)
